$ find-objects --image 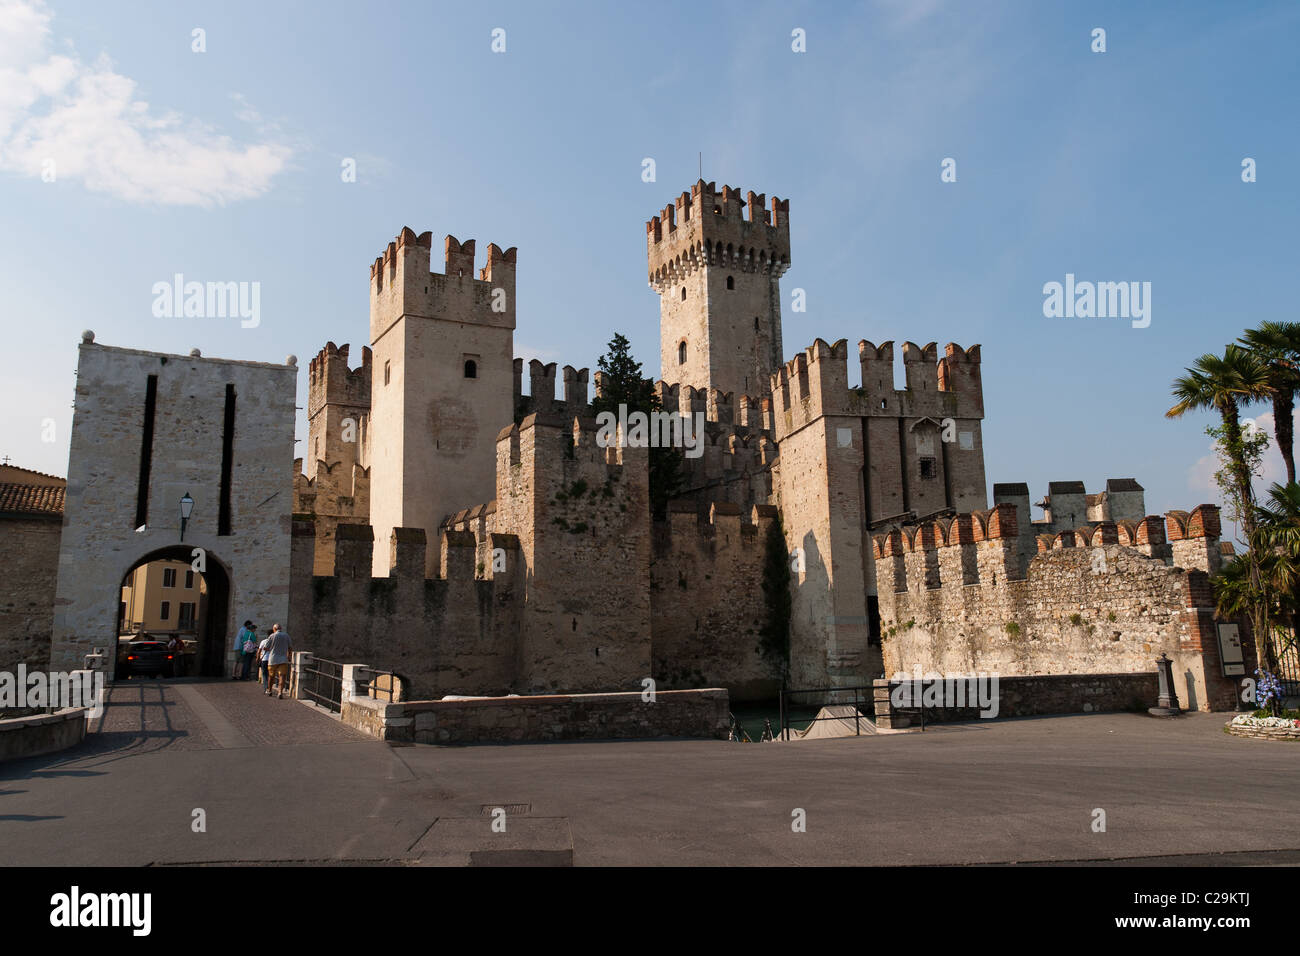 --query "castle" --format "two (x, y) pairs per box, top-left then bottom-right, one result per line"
(285, 179), (1246, 707)
(15, 178), (1249, 716)
(289, 182), (975, 695)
